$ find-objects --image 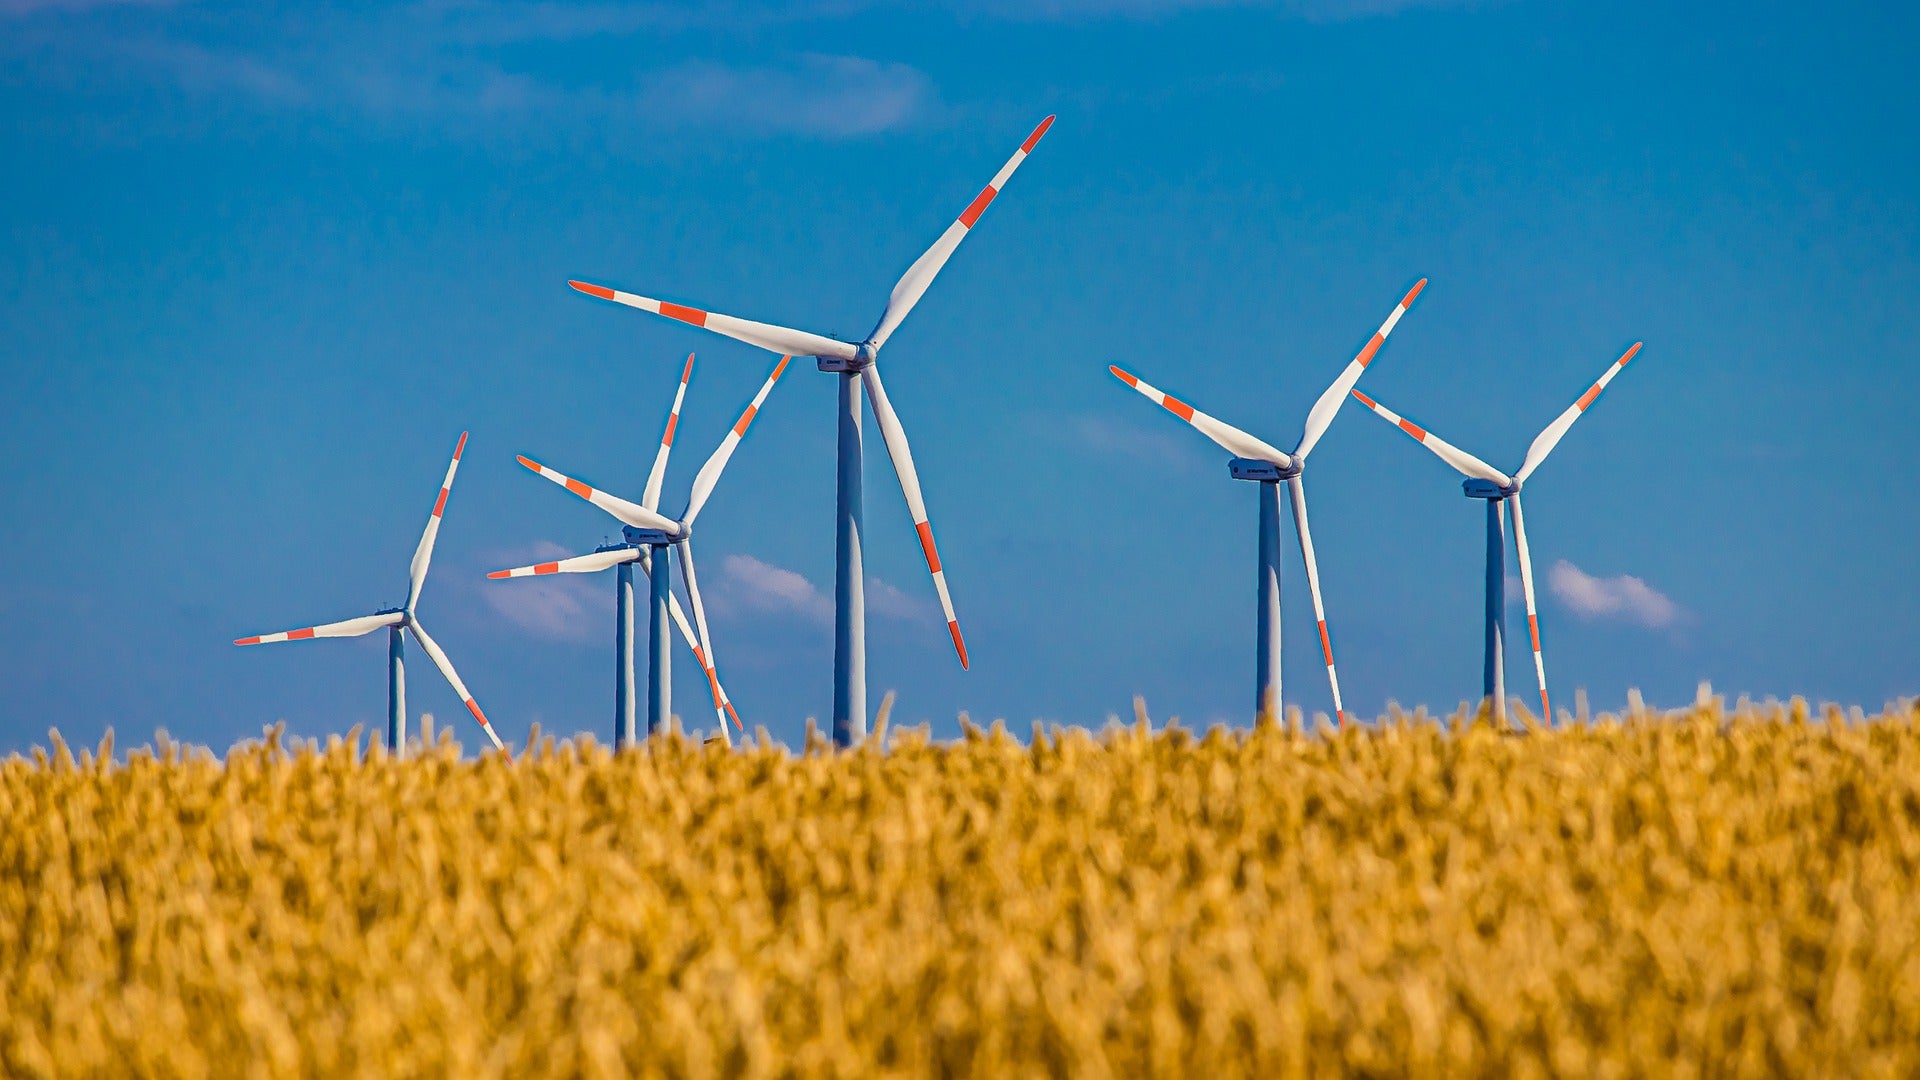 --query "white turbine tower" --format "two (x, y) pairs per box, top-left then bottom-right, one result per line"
(1109, 279), (1427, 725)
(566, 115), (1055, 746)
(234, 432), (508, 756)
(507, 353), (793, 746)
(488, 353), (740, 745)
(1349, 341), (1644, 723)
